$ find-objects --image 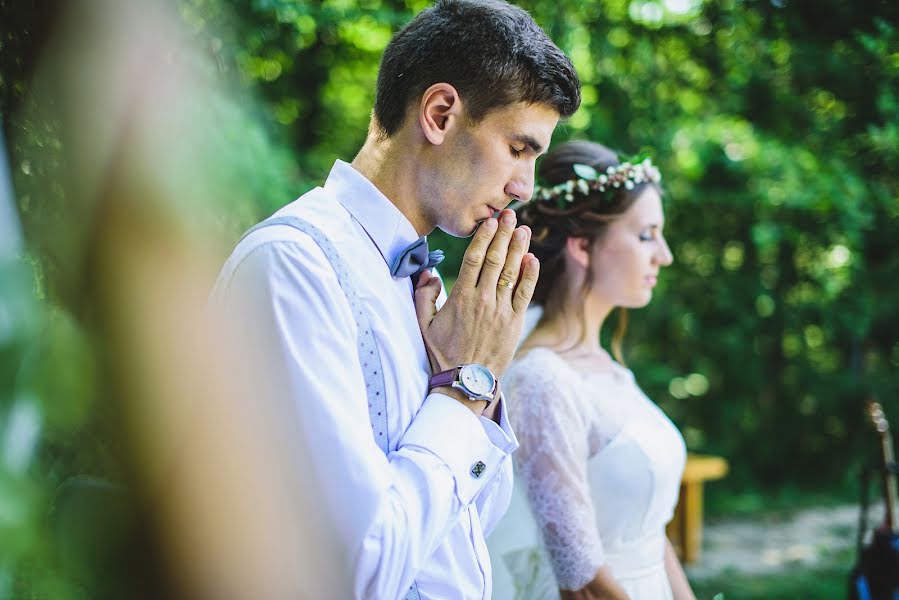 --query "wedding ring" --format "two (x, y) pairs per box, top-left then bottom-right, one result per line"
(497, 278), (515, 290)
